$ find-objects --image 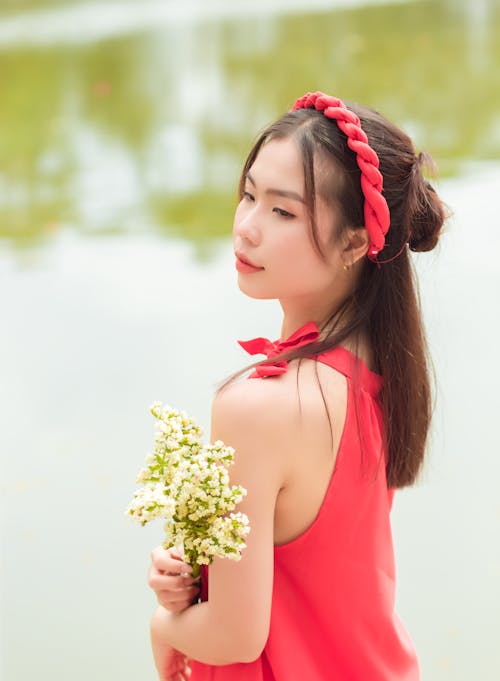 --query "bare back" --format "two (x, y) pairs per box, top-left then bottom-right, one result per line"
(264, 358), (349, 546)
